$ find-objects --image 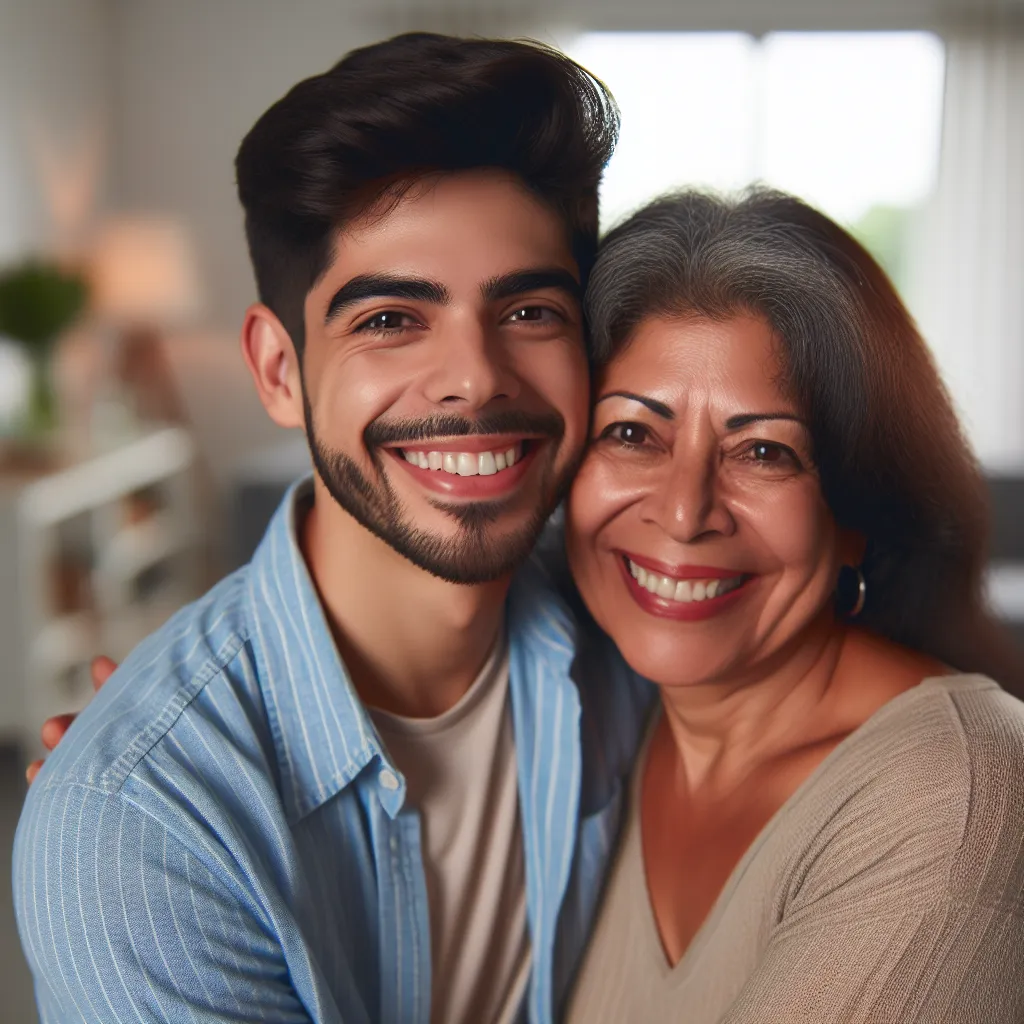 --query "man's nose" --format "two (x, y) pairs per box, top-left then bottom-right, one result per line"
(422, 322), (521, 410)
